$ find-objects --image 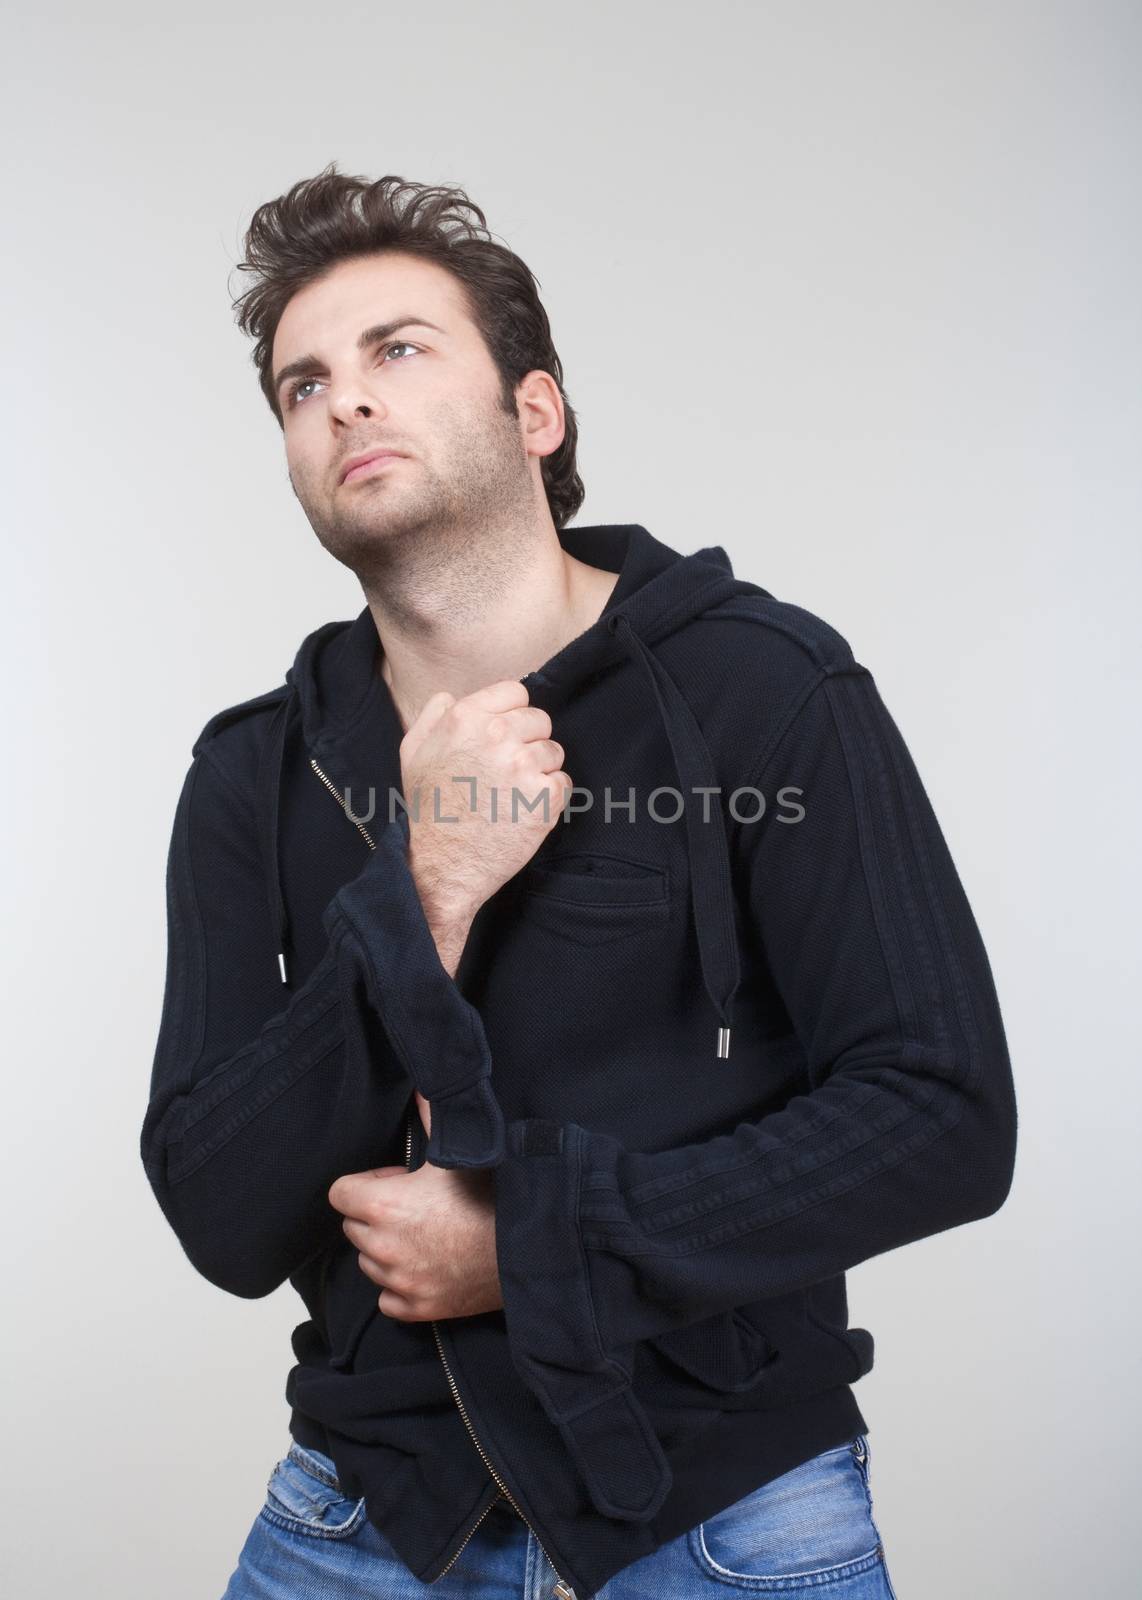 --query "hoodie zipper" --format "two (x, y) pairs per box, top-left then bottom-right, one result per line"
(310, 757), (377, 849)
(311, 755), (577, 1599)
